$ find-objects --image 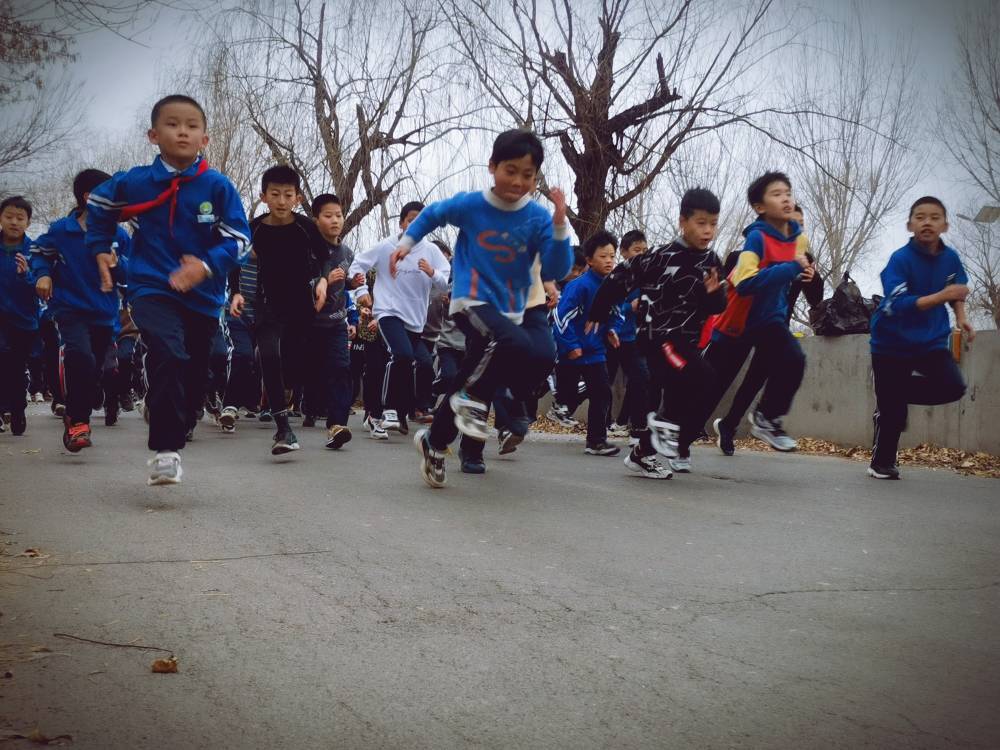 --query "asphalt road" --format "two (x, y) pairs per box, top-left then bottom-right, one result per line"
(1, 405), (998, 749)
